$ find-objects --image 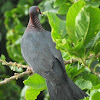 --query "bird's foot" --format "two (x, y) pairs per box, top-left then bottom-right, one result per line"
(26, 67), (34, 75)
